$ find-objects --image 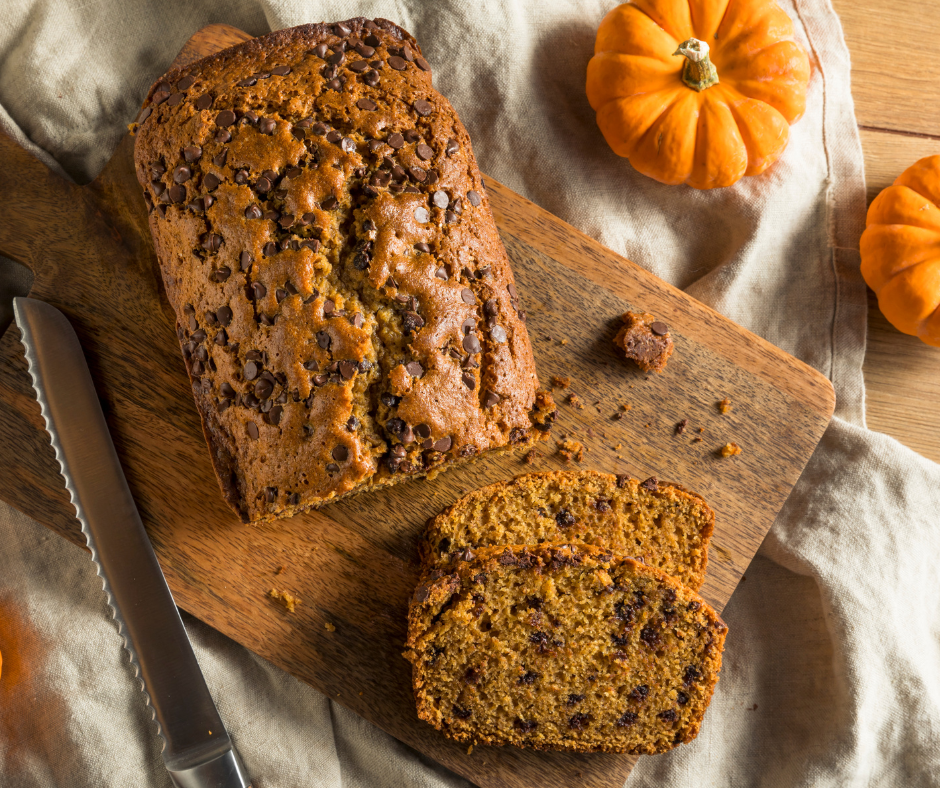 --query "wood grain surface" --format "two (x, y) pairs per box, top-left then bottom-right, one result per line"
(832, 0), (940, 463)
(0, 24), (835, 788)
